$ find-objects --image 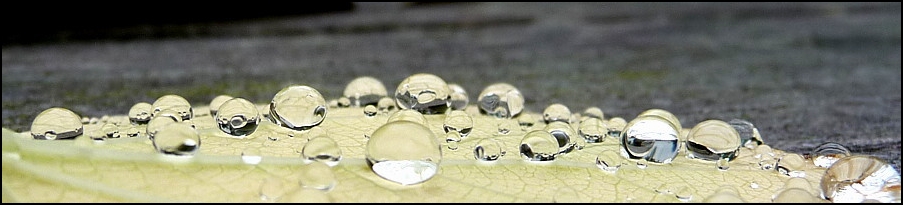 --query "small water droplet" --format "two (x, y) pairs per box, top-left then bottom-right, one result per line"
(579, 117), (608, 143)
(477, 83), (524, 118)
(582, 107), (605, 120)
(728, 119), (764, 148)
(395, 73), (451, 114)
(749, 182), (759, 189)
(366, 121), (442, 185)
(620, 115), (680, 164)
(328, 99), (339, 108)
(447, 83), (469, 111)
(387, 109), (429, 125)
(497, 121), (511, 135)
(544, 121), (578, 154)
(269, 85), (328, 131)
(128, 102), (153, 125)
(542, 103), (571, 124)
(674, 185), (695, 202)
(703, 186), (746, 202)
(821, 156), (901, 203)
(152, 95), (193, 121)
(515, 113), (537, 131)
(363, 105), (378, 117)
(443, 110), (473, 137)
(344, 76), (388, 107)
(216, 98), (260, 137)
(595, 150), (622, 173)
(259, 177), (289, 202)
(377, 97), (396, 114)
(101, 123), (121, 139)
(337, 97), (351, 108)
(302, 136), (342, 167)
(207, 95), (234, 117)
(686, 120), (741, 163)
(636, 159), (649, 169)
(445, 131), (461, 151)
(298, 161), (337, 191)
(474, 138), (504, 161)
(30, 107), (83, 140)
(717, 158), (730, 171)
(519, 130), (559, 161)
(241, 149), (263, 165)
(773, 188), (820, 203)
(606, 117), (627, 139)
(810, 142), (852, 168)
(777, 153), (808, 177)
(151, 123), (200, 156)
